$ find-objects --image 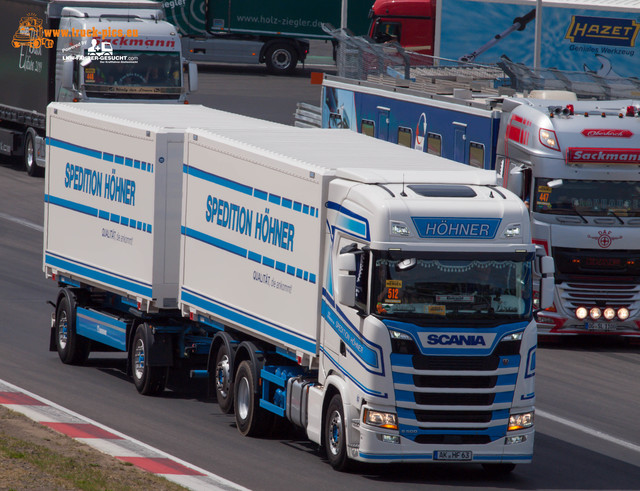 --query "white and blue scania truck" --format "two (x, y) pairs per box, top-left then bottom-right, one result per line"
(44, 102), (553, 471)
